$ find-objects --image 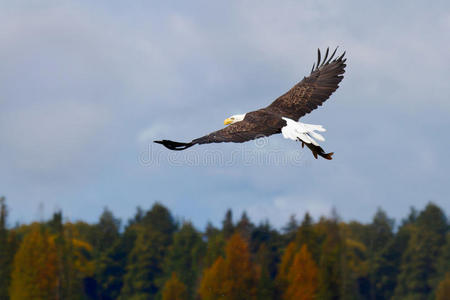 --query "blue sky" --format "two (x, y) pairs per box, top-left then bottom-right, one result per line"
(1, 0), (449, 228)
